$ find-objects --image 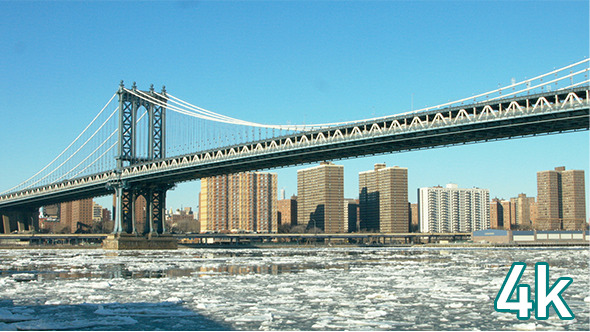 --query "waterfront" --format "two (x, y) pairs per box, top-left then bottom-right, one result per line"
(0, 247), (588, 330)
